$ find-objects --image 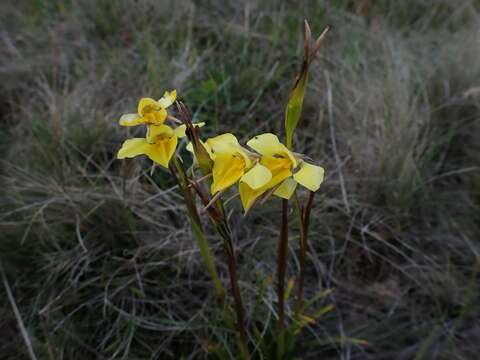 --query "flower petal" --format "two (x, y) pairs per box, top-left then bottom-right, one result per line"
(174, 124), (187, 138)
(239, 182), (266, 213)
(117, 138), (150, 159)
(119, 113), (143, 126)
(260, 155), (293, 186)
(174, 122), (205, 138)
(138, 98), (160, 116)
(274, 177), (297, 199)
(146, 124), (175, 143)
(293, 162), (325, 192)
(240, 163), (272, 190)
(278, 143), (298, 168)
(247, 133), (282, 155)
(152, 108), (167, 124)
(186, 140), (214, 160)
(157, 90), (177, 108)
(206, 133), (239, 153)
(211, 150), (246, 194)
(145, 133), (178, 168)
